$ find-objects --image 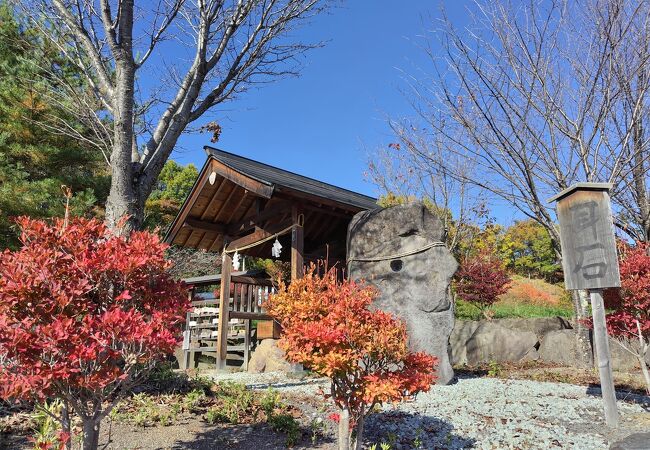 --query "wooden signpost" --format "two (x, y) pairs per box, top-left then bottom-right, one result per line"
(549, 183), (620, 427)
